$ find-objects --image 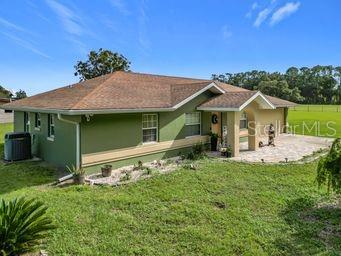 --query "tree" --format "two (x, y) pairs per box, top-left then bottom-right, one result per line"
(316, 138), (341, 194)
(0, 85), (13, 98)
(257, 80), (304, 102)
(0, 197), (55, 255)
(15, 89), (27, 99)
(335, 66), (341, 104)
(212, 65), (340, 104)
(74, 48), (131, 81)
